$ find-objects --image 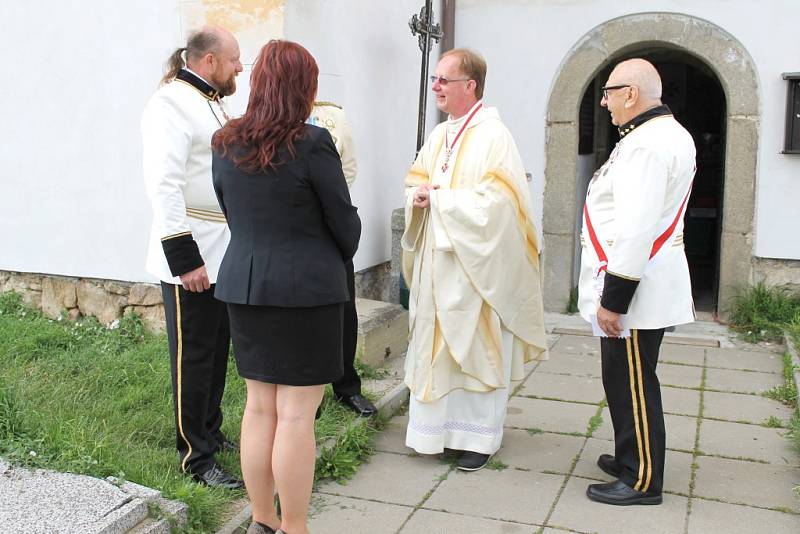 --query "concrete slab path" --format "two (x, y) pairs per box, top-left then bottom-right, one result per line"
(305, 325), (800, 534)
